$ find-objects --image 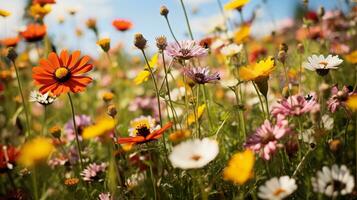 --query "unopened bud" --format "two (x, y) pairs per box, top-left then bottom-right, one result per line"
(107, 104), (117, 118)
(102, 92), (114, 102)
(279, 43), (288, 52)
(6, 47), (18, 61)
(49, 125), (61, 138)
(156, 36), (167, 51)
(134, 33), (147, 50)
(278, 50), (286, 63)
(329, 139), (342, 152)
(160, 6), (169, 17)
(96, 38), (111, 52)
